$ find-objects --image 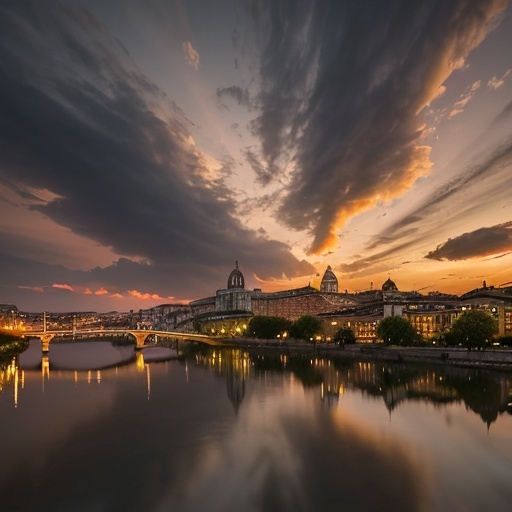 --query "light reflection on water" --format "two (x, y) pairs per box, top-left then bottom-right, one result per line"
(1, 339), (512, 512)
